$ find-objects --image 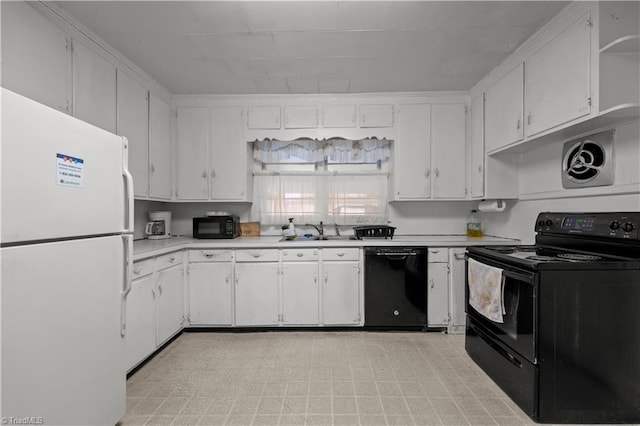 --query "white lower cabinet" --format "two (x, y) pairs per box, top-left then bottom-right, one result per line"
(126, 252), (184, 371)
(188, 260), (233, 326)
(156, 264), (185, 344)
(235, 261), (280, 326)
(427, 248), (450, 327)
(322, 256), (361, 325)
(126, 273), (156, 371)
(448, 248), (467, 334)
(282, 262), (320, 325)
